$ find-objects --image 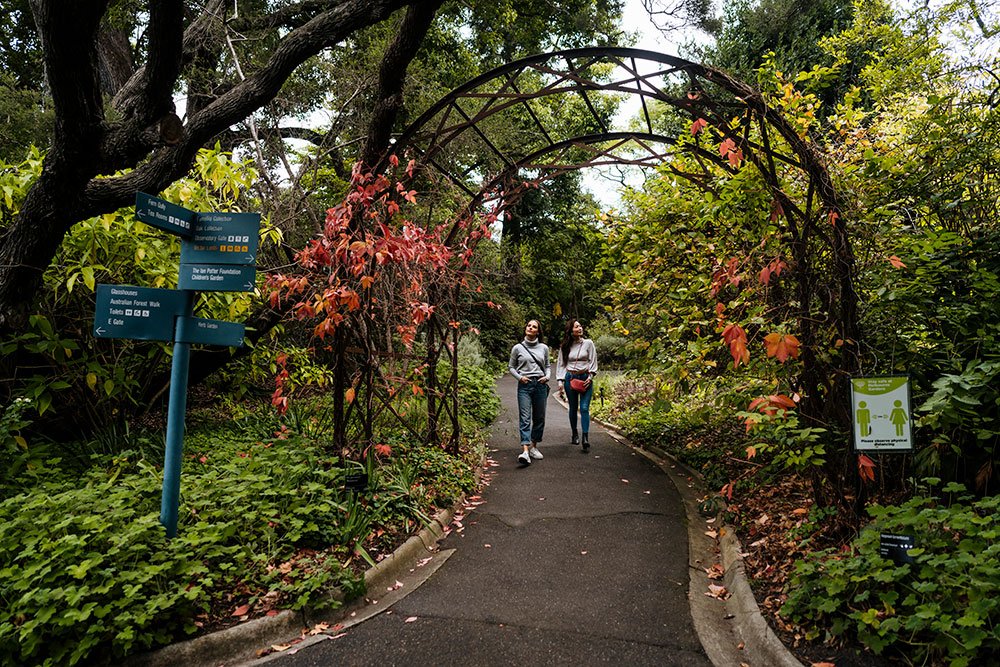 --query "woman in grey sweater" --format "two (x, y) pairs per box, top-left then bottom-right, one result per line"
(508, 319), (551, 466)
